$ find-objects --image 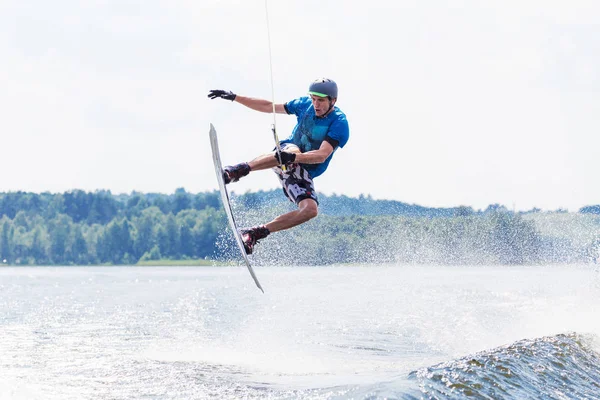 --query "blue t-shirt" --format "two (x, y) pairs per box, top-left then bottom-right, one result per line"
(282, 96), (349, 178)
